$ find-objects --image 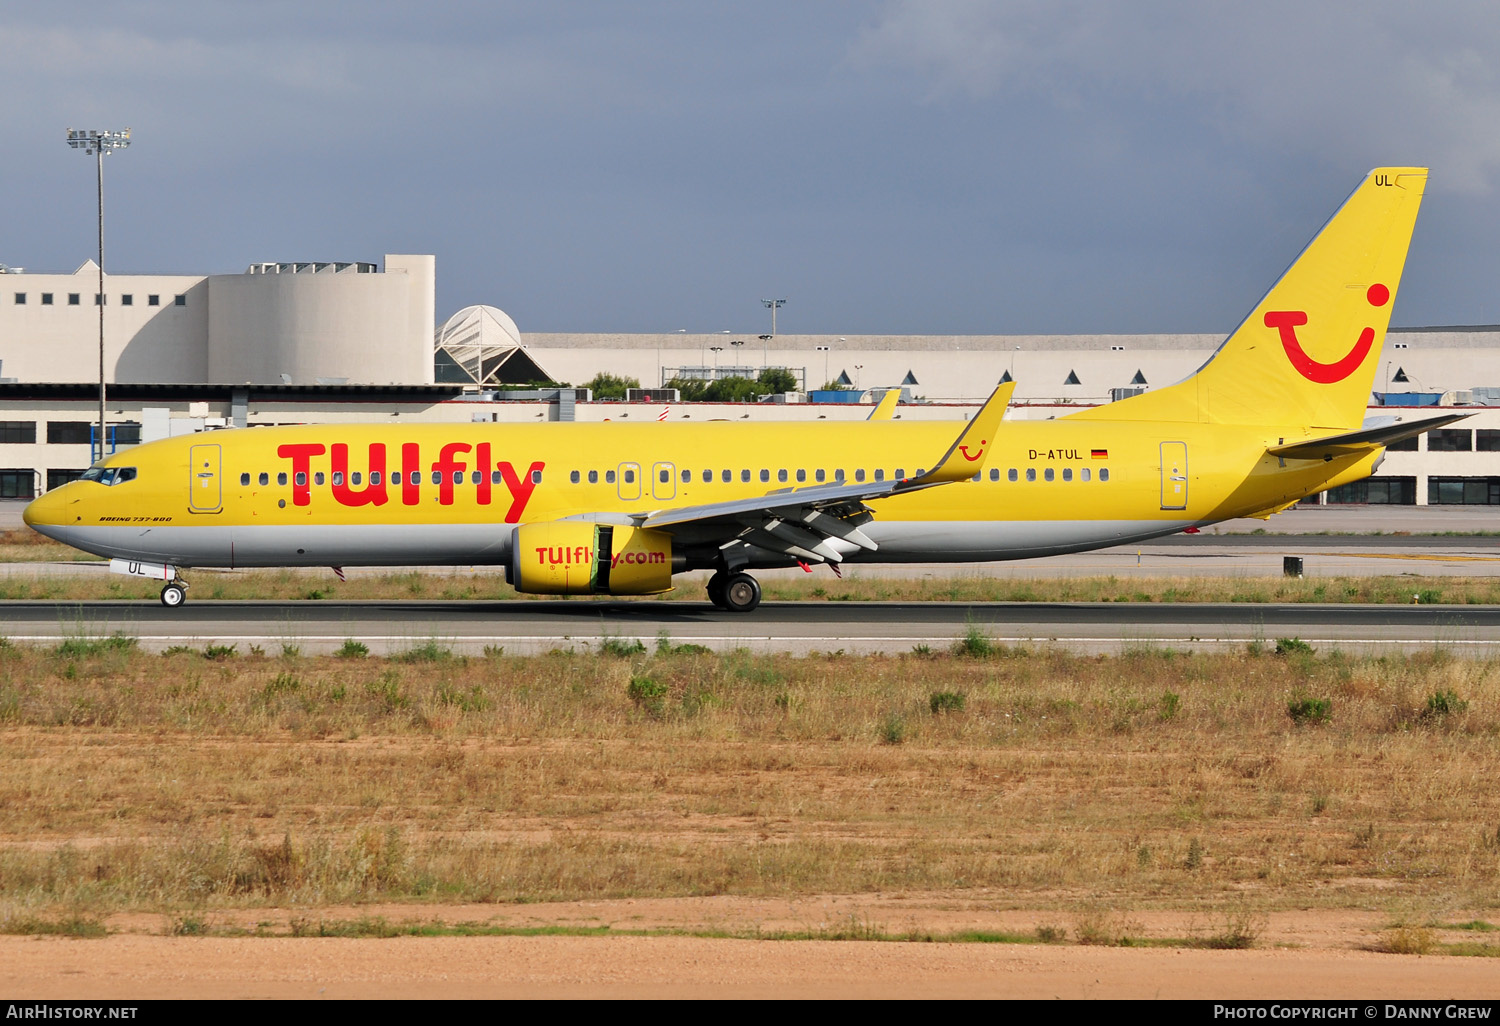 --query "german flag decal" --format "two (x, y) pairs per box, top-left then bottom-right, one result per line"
(1091, 449), (1108, 459)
